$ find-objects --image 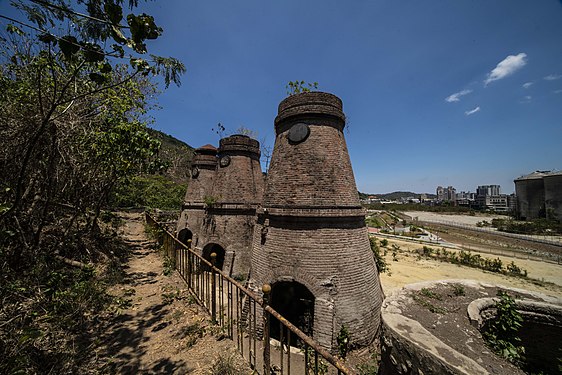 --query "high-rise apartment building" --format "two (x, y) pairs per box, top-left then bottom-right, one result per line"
(436, 186), (456, 203)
